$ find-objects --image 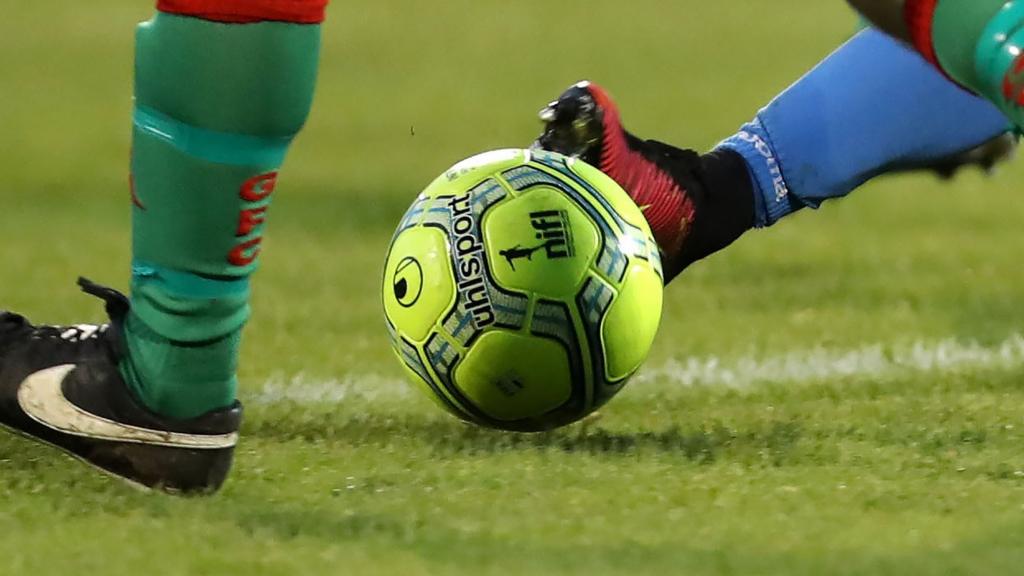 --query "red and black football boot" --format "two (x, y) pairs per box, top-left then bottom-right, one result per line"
(534, 81), (756, 282)
(0, 279), (241, 494)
